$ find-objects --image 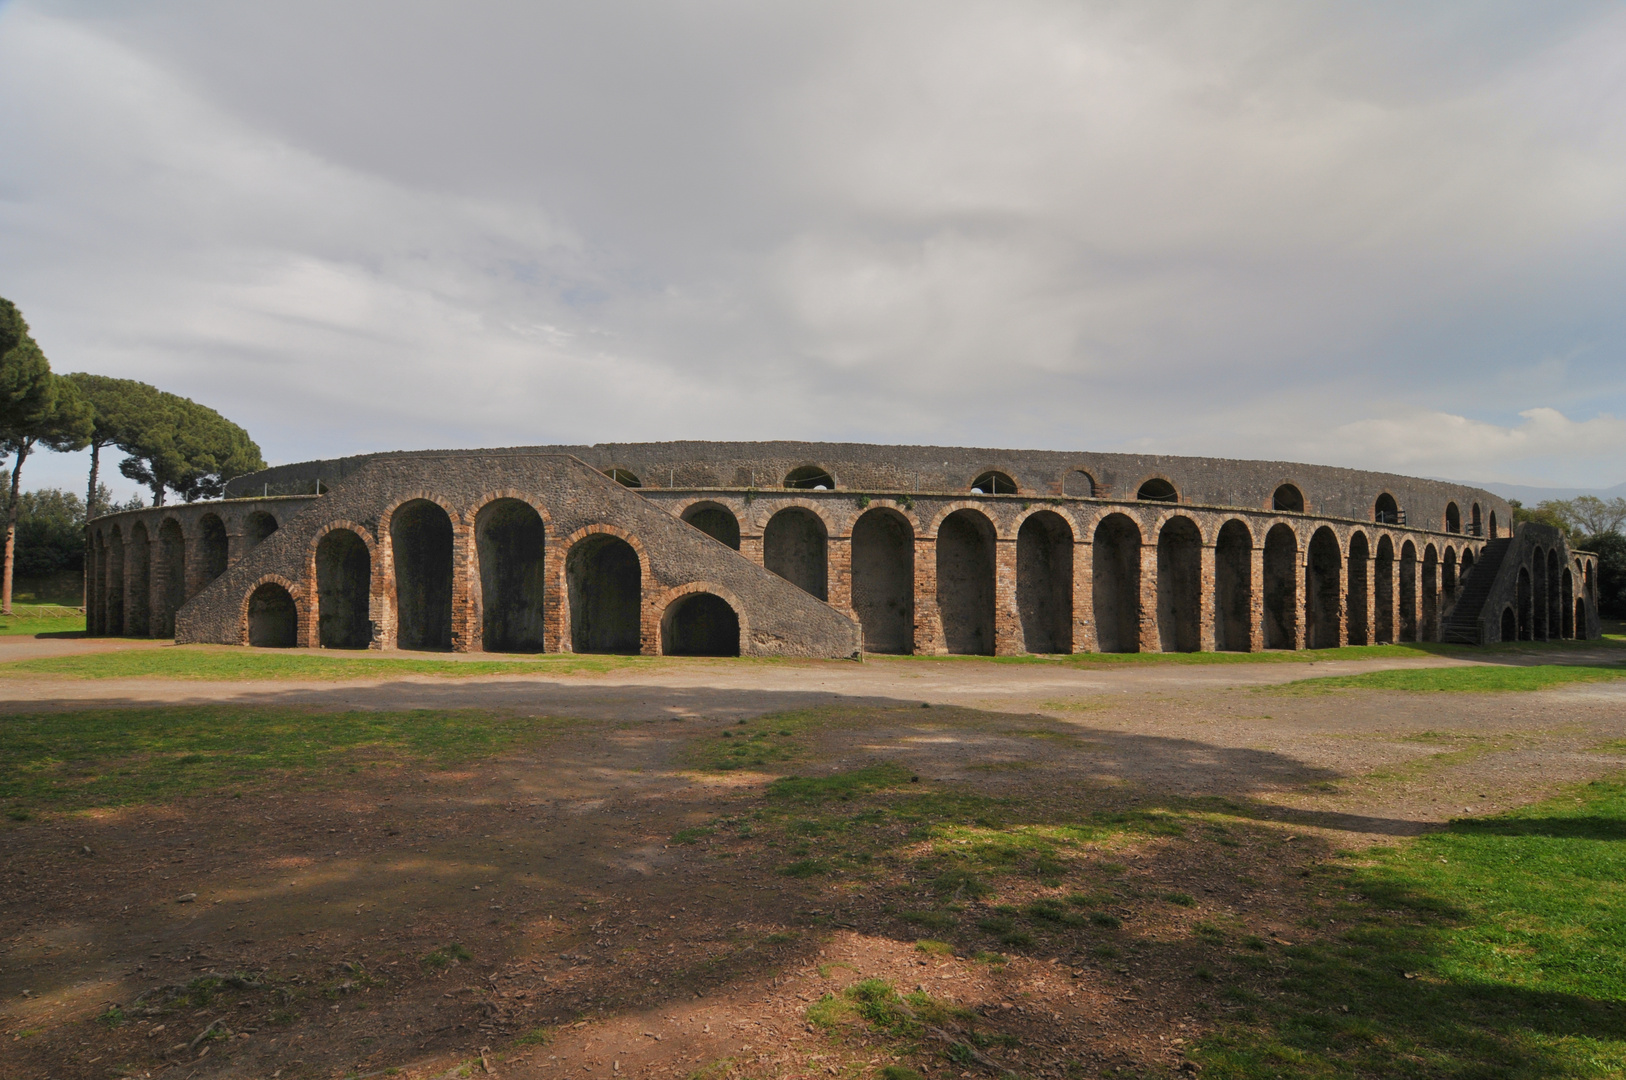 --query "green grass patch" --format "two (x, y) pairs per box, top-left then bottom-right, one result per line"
(0, 645), (665, 681)
(0, 604), (85, 637)
(0, 706), (560, 812)
(871, 638), (1623, 670)
(1275, 662), (1626, 694)
(1195, 778), (1626, 1077)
